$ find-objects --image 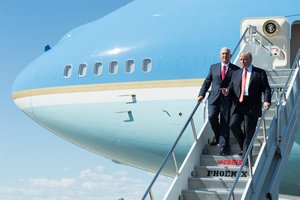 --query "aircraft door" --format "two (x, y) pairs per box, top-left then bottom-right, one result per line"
(291, 21), (300, 65)
(240, 17), (290, 69)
